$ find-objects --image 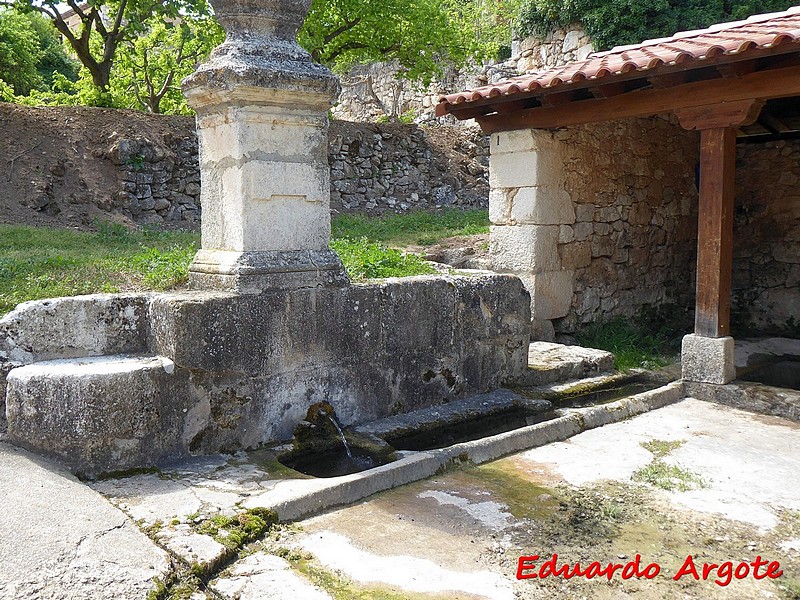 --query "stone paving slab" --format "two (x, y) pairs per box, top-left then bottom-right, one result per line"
(210, 553), (332, 600)
(291, 398), (800, 599)
(0, 442), (169, 600)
